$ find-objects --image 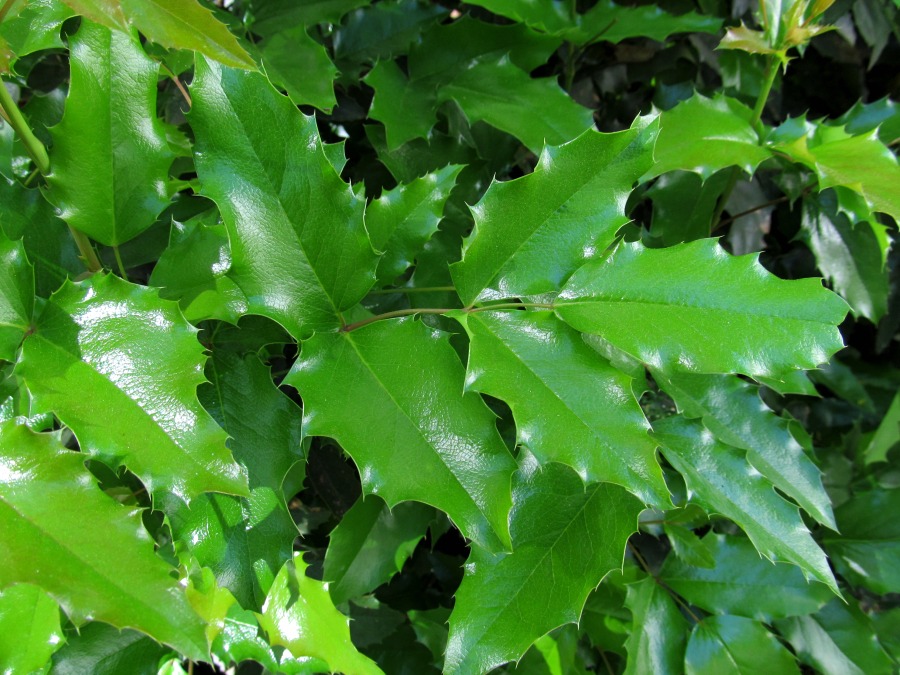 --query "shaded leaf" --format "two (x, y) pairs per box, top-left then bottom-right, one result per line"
(646, 171), (730, 246)
(0, 584), (63, 673)
(248, 0), (371, 37)
(0, 231), (33, 362)
(863, 391), (900, 464)
(50, 622), (173, 675)
(258, 25), (338, 111)
(623, 576), (688, 675)
(685, 615), (799, 675)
